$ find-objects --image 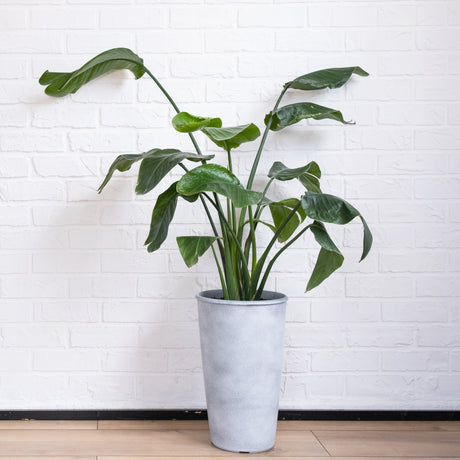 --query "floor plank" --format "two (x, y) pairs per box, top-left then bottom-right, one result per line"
(0, 457), (95, 460)
(315, 430), (460, 457)
(98, 420), (209, 430)
(277, 420), (460, 431)
(0, 429), (328, 457)
(100, 458), (460, 460)
(0, 420), (97, 430)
